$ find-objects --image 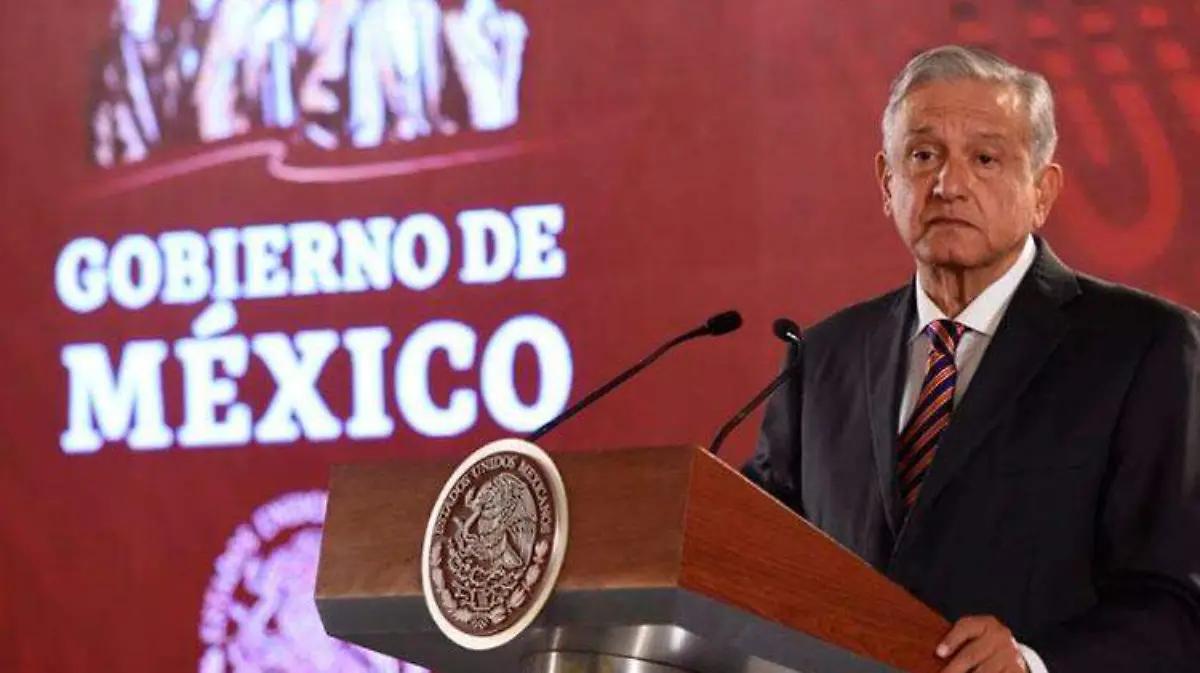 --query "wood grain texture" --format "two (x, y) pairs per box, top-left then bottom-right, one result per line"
(316, 445), (699, 601)
(548, 444), (695, 590)
(317, 444), (952, 673)
(678, 449), (950, 673)
(317, 455), (448, 599)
